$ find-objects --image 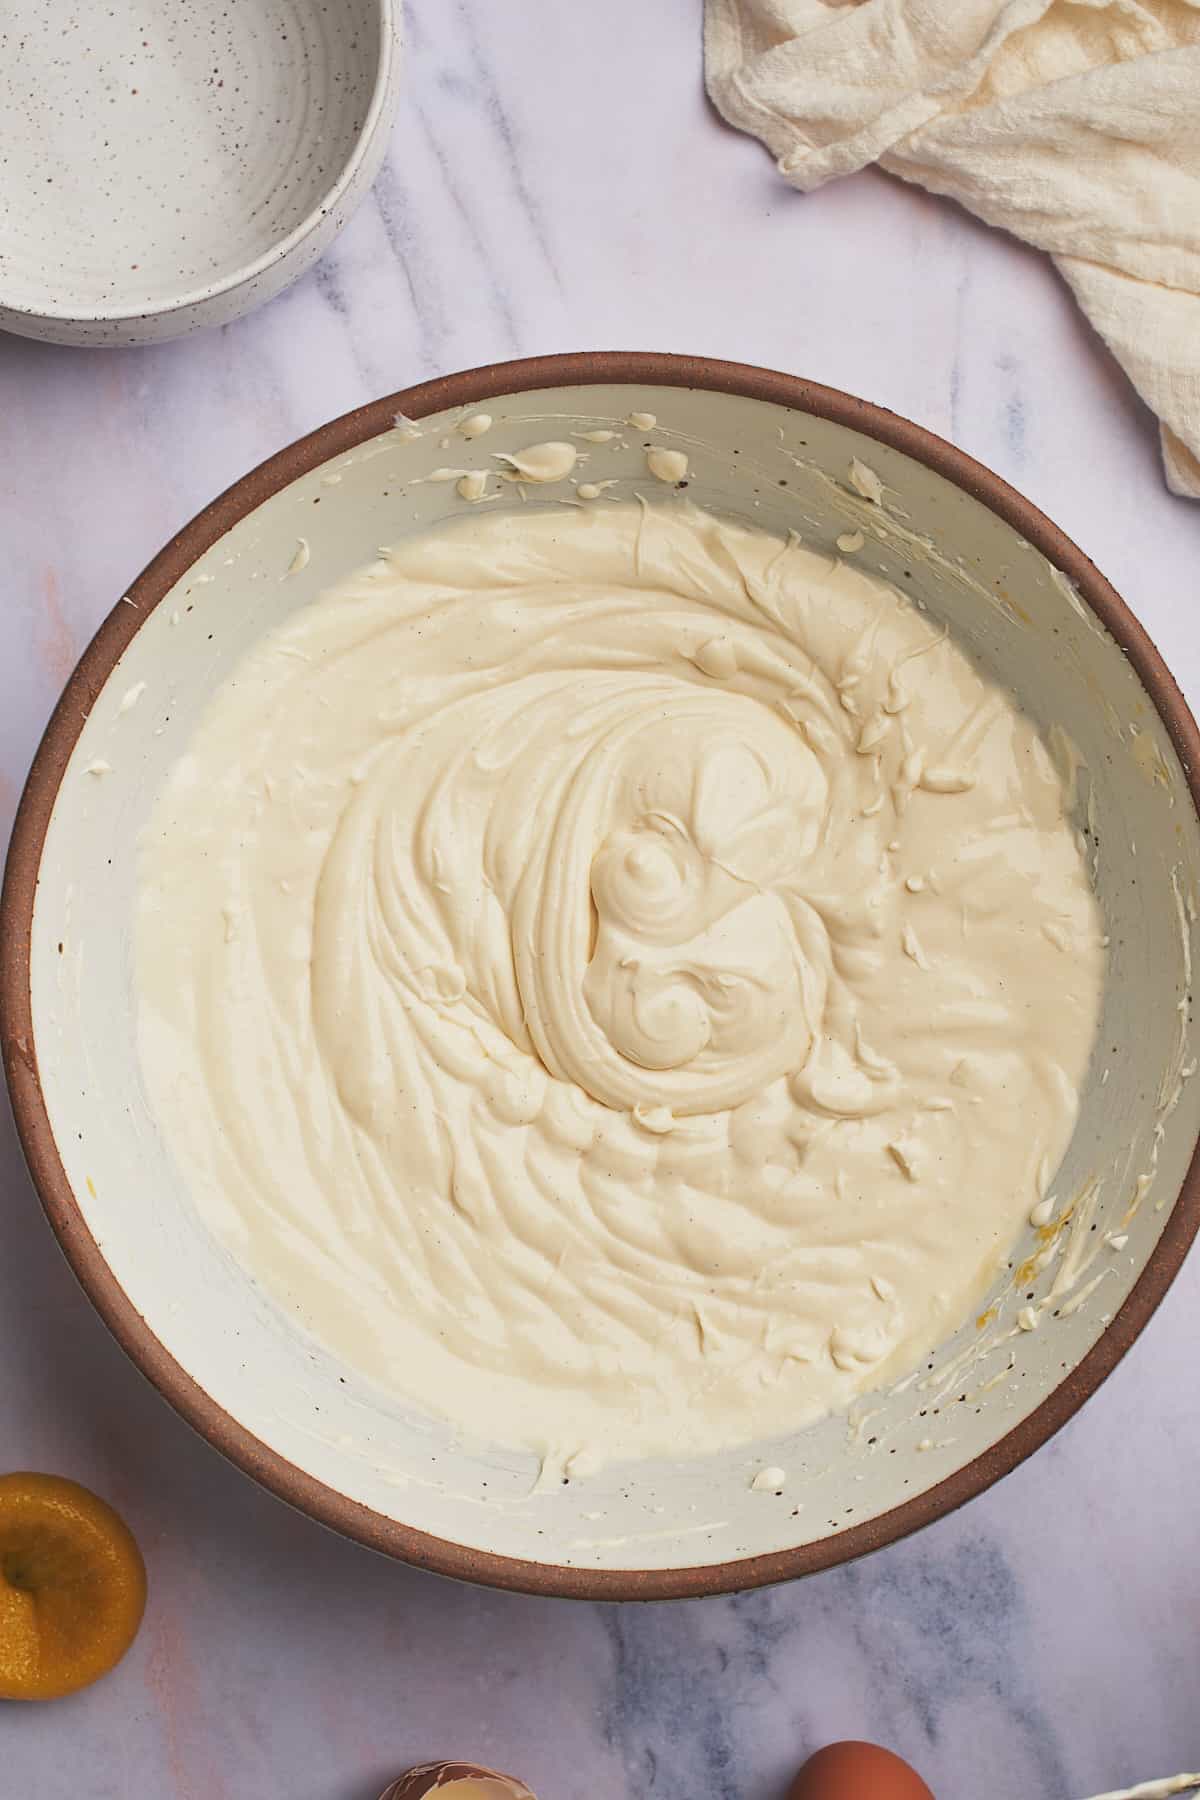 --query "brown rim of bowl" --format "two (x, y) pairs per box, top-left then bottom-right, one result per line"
(3, 351), (1199, 1601)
